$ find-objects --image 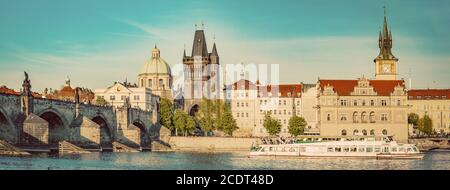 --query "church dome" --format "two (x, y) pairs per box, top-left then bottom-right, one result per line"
(140, 46), (171, 75)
